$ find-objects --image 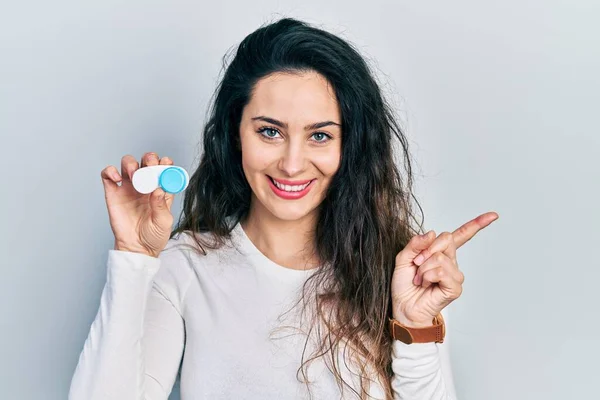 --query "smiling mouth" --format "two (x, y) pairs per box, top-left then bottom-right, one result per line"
(267, 175), (315, 192)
